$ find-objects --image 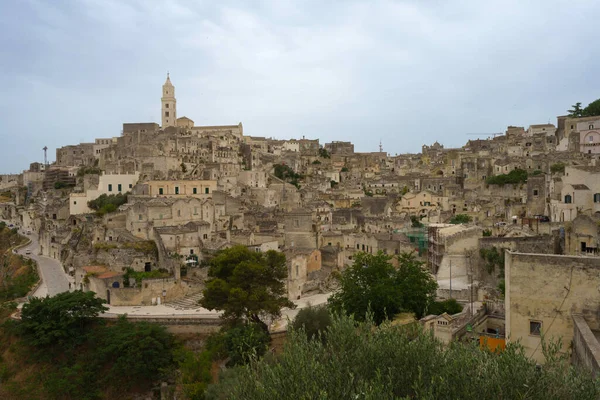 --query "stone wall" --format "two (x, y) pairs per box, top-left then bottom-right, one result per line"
(572, 314), (600, 377)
